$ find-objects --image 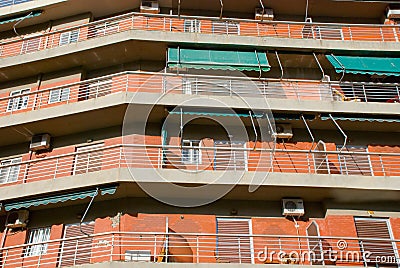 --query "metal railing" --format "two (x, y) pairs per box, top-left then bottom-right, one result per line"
(0, 0), (32, 8)
(1, 231), (399, 266)
(1, 11), (400, 58)
(1, 71), (399, 118)
(1, 143), (400, 187)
